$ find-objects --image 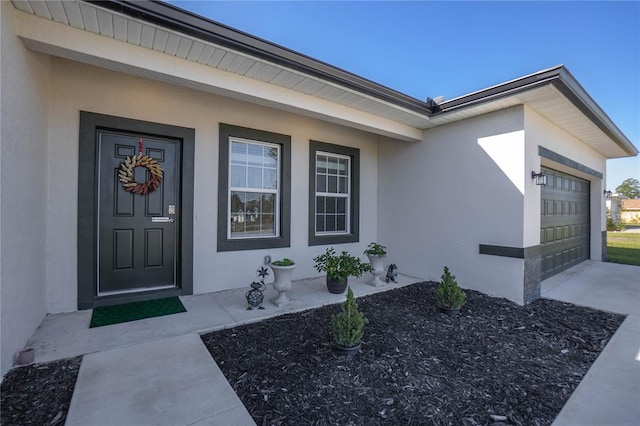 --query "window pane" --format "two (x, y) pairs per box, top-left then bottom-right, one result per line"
(327, 157), (339, 175)
(264, 147), (277, 168)
(231, 142), (246, 164)
(230, 191), (246, 213)
(247, 144), (262, 166)
(316, 215), (325, 232)
(261, 194), (274, 214)
(328, 175), (337, 193)
(264, 168), (277, 190)
(326, 215), (336, 232)
(316, 155), (327, 173)
(230, 192), (246, 234)
(260, 214), (274, 235)
(231, 165), (246, 188)
(317, 176), (326, 192)
(326, 197), (336, 213)
(248, 166), (262, 188)
(336, 197), (346, 214)
(316, 196), (325, 213)
(336, 214), (346, 231)
(339, 158), (348, 176)
(338, 177), (348, 194)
